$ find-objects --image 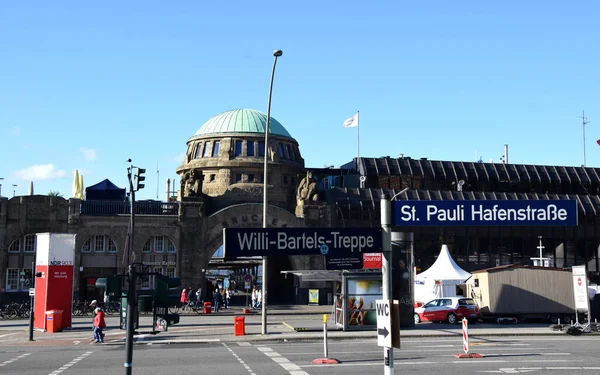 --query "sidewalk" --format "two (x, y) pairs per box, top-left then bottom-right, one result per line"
(1, 304), (596, 346)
